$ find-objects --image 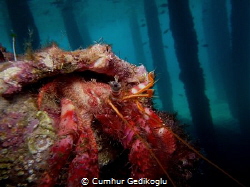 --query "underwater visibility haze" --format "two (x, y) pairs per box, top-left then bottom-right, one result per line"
(0, 0), (250, 186)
